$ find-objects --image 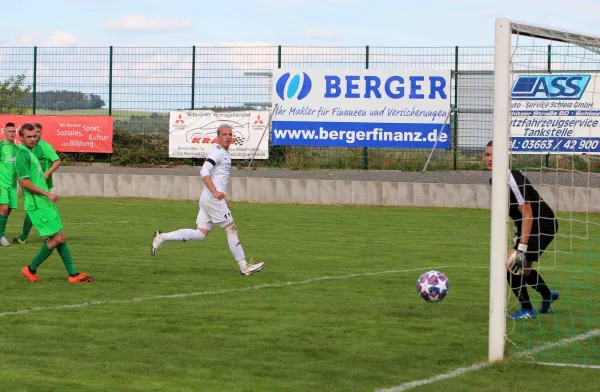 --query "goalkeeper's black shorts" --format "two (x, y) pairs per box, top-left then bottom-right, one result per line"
(513, 219), (559, 262)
